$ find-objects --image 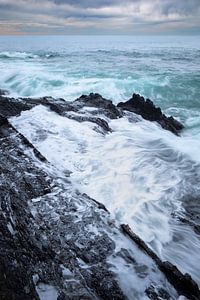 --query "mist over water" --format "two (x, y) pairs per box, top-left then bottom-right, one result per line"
(2, 35), (200, 285)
